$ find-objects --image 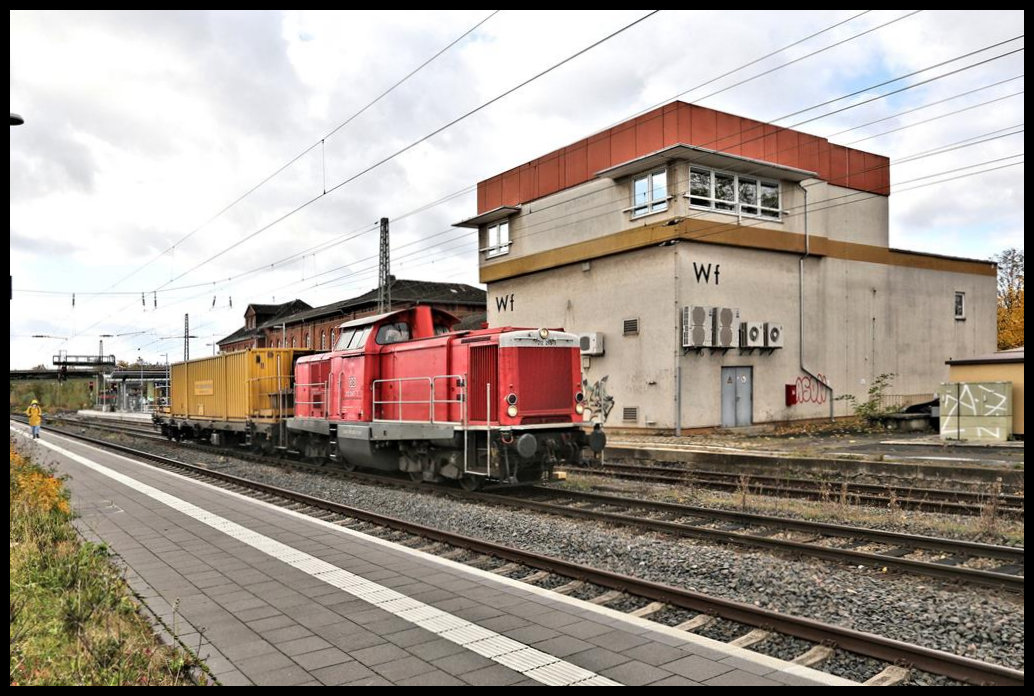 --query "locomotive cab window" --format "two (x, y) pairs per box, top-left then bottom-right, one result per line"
(335, 329), (355, 350)
(376, 322), (411, 345)
(348, 326), (371, 350)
